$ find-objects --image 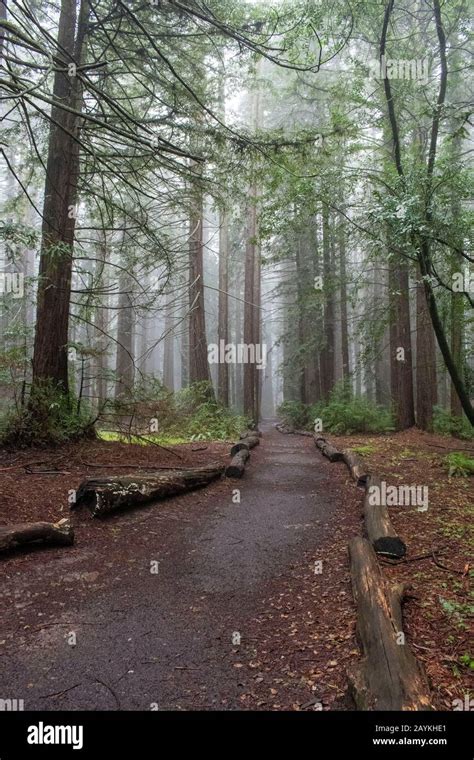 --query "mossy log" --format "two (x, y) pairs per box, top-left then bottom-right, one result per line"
(73, 464), (225, 517)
